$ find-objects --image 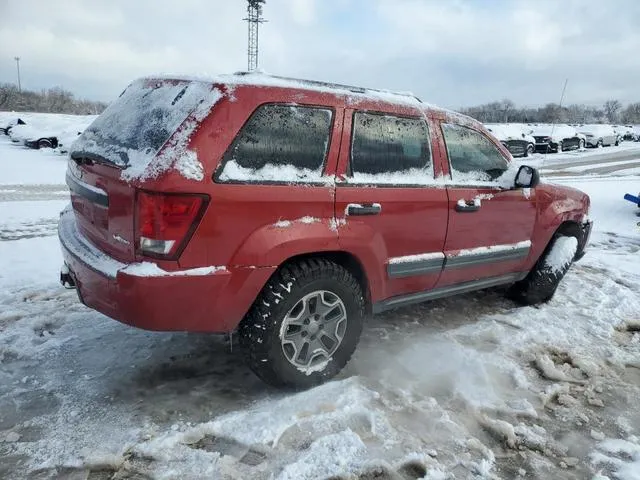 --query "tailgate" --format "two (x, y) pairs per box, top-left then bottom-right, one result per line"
(67, 159), (136, 263)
